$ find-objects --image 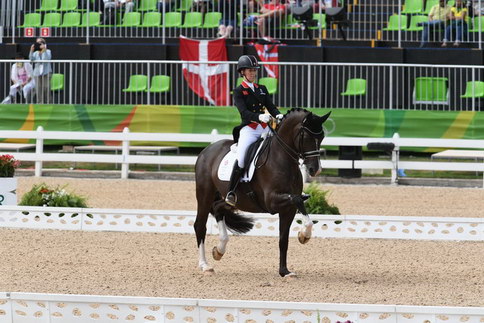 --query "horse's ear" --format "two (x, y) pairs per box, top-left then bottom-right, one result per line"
(320, 112), (331, 123)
